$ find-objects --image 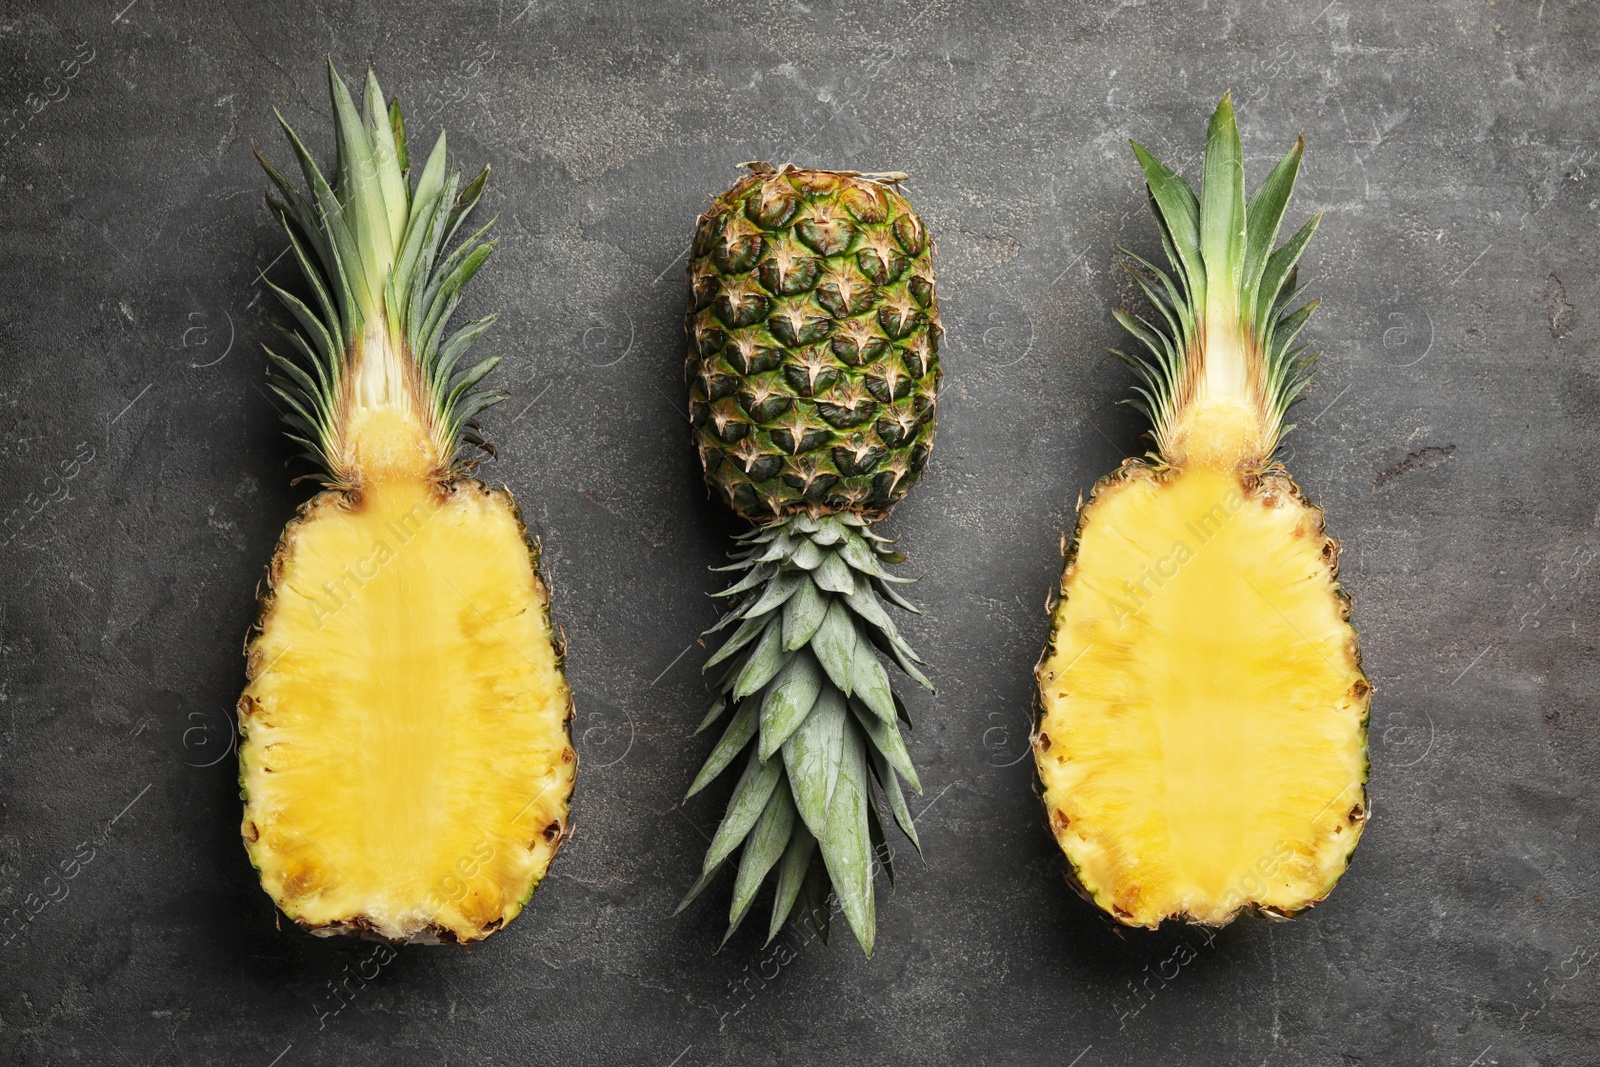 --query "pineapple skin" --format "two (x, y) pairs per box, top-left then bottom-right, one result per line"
(240, 481), (576, 944)
(687, 164), (941, 523)
(1034, 460), (1370, 929)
